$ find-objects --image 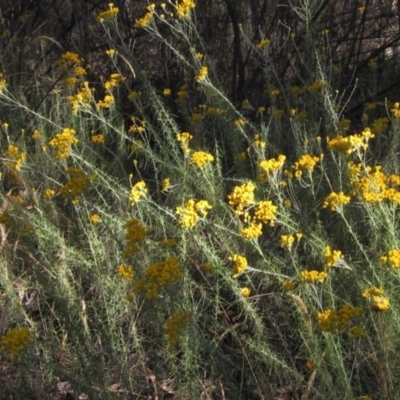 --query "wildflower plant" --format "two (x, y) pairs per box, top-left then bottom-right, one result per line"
(2, 0), (400, 398)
